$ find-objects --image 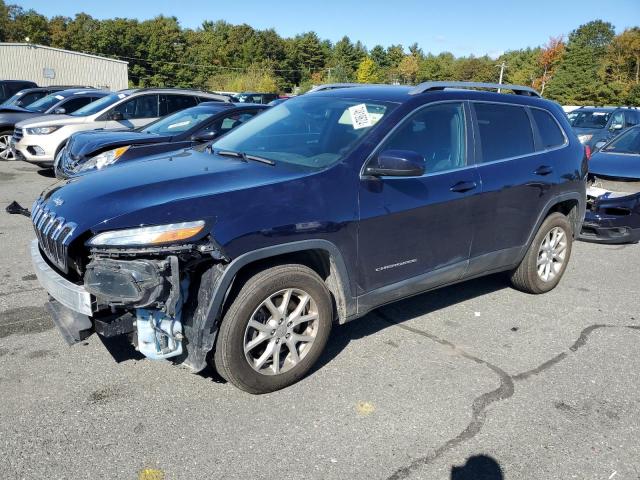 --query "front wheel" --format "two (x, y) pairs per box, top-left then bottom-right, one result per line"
(0, 130), (15, 161)
(213, 264), (333, 394)
(510, 212), (573, 294)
